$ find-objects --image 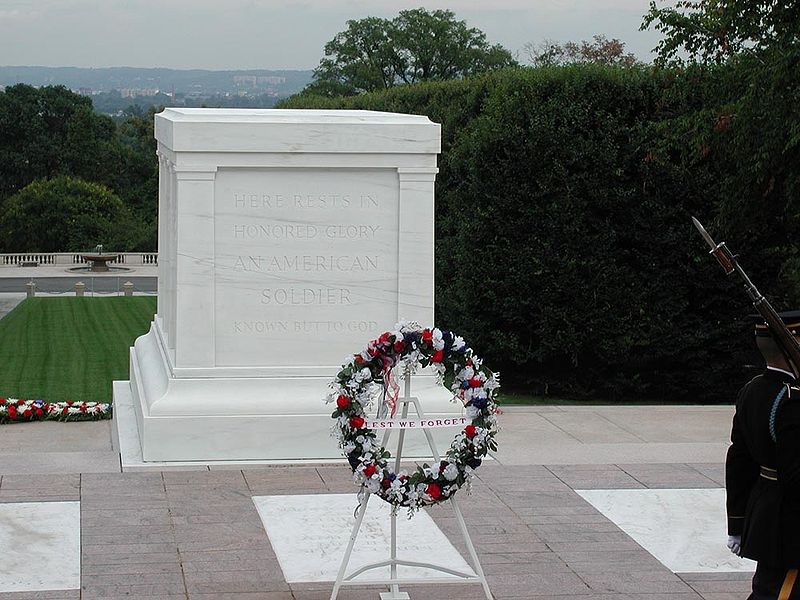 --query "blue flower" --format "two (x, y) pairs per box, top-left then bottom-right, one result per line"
(442, 330), (454, 349)
(461, 380), (471, 389)
(471, 396), (488, 410)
